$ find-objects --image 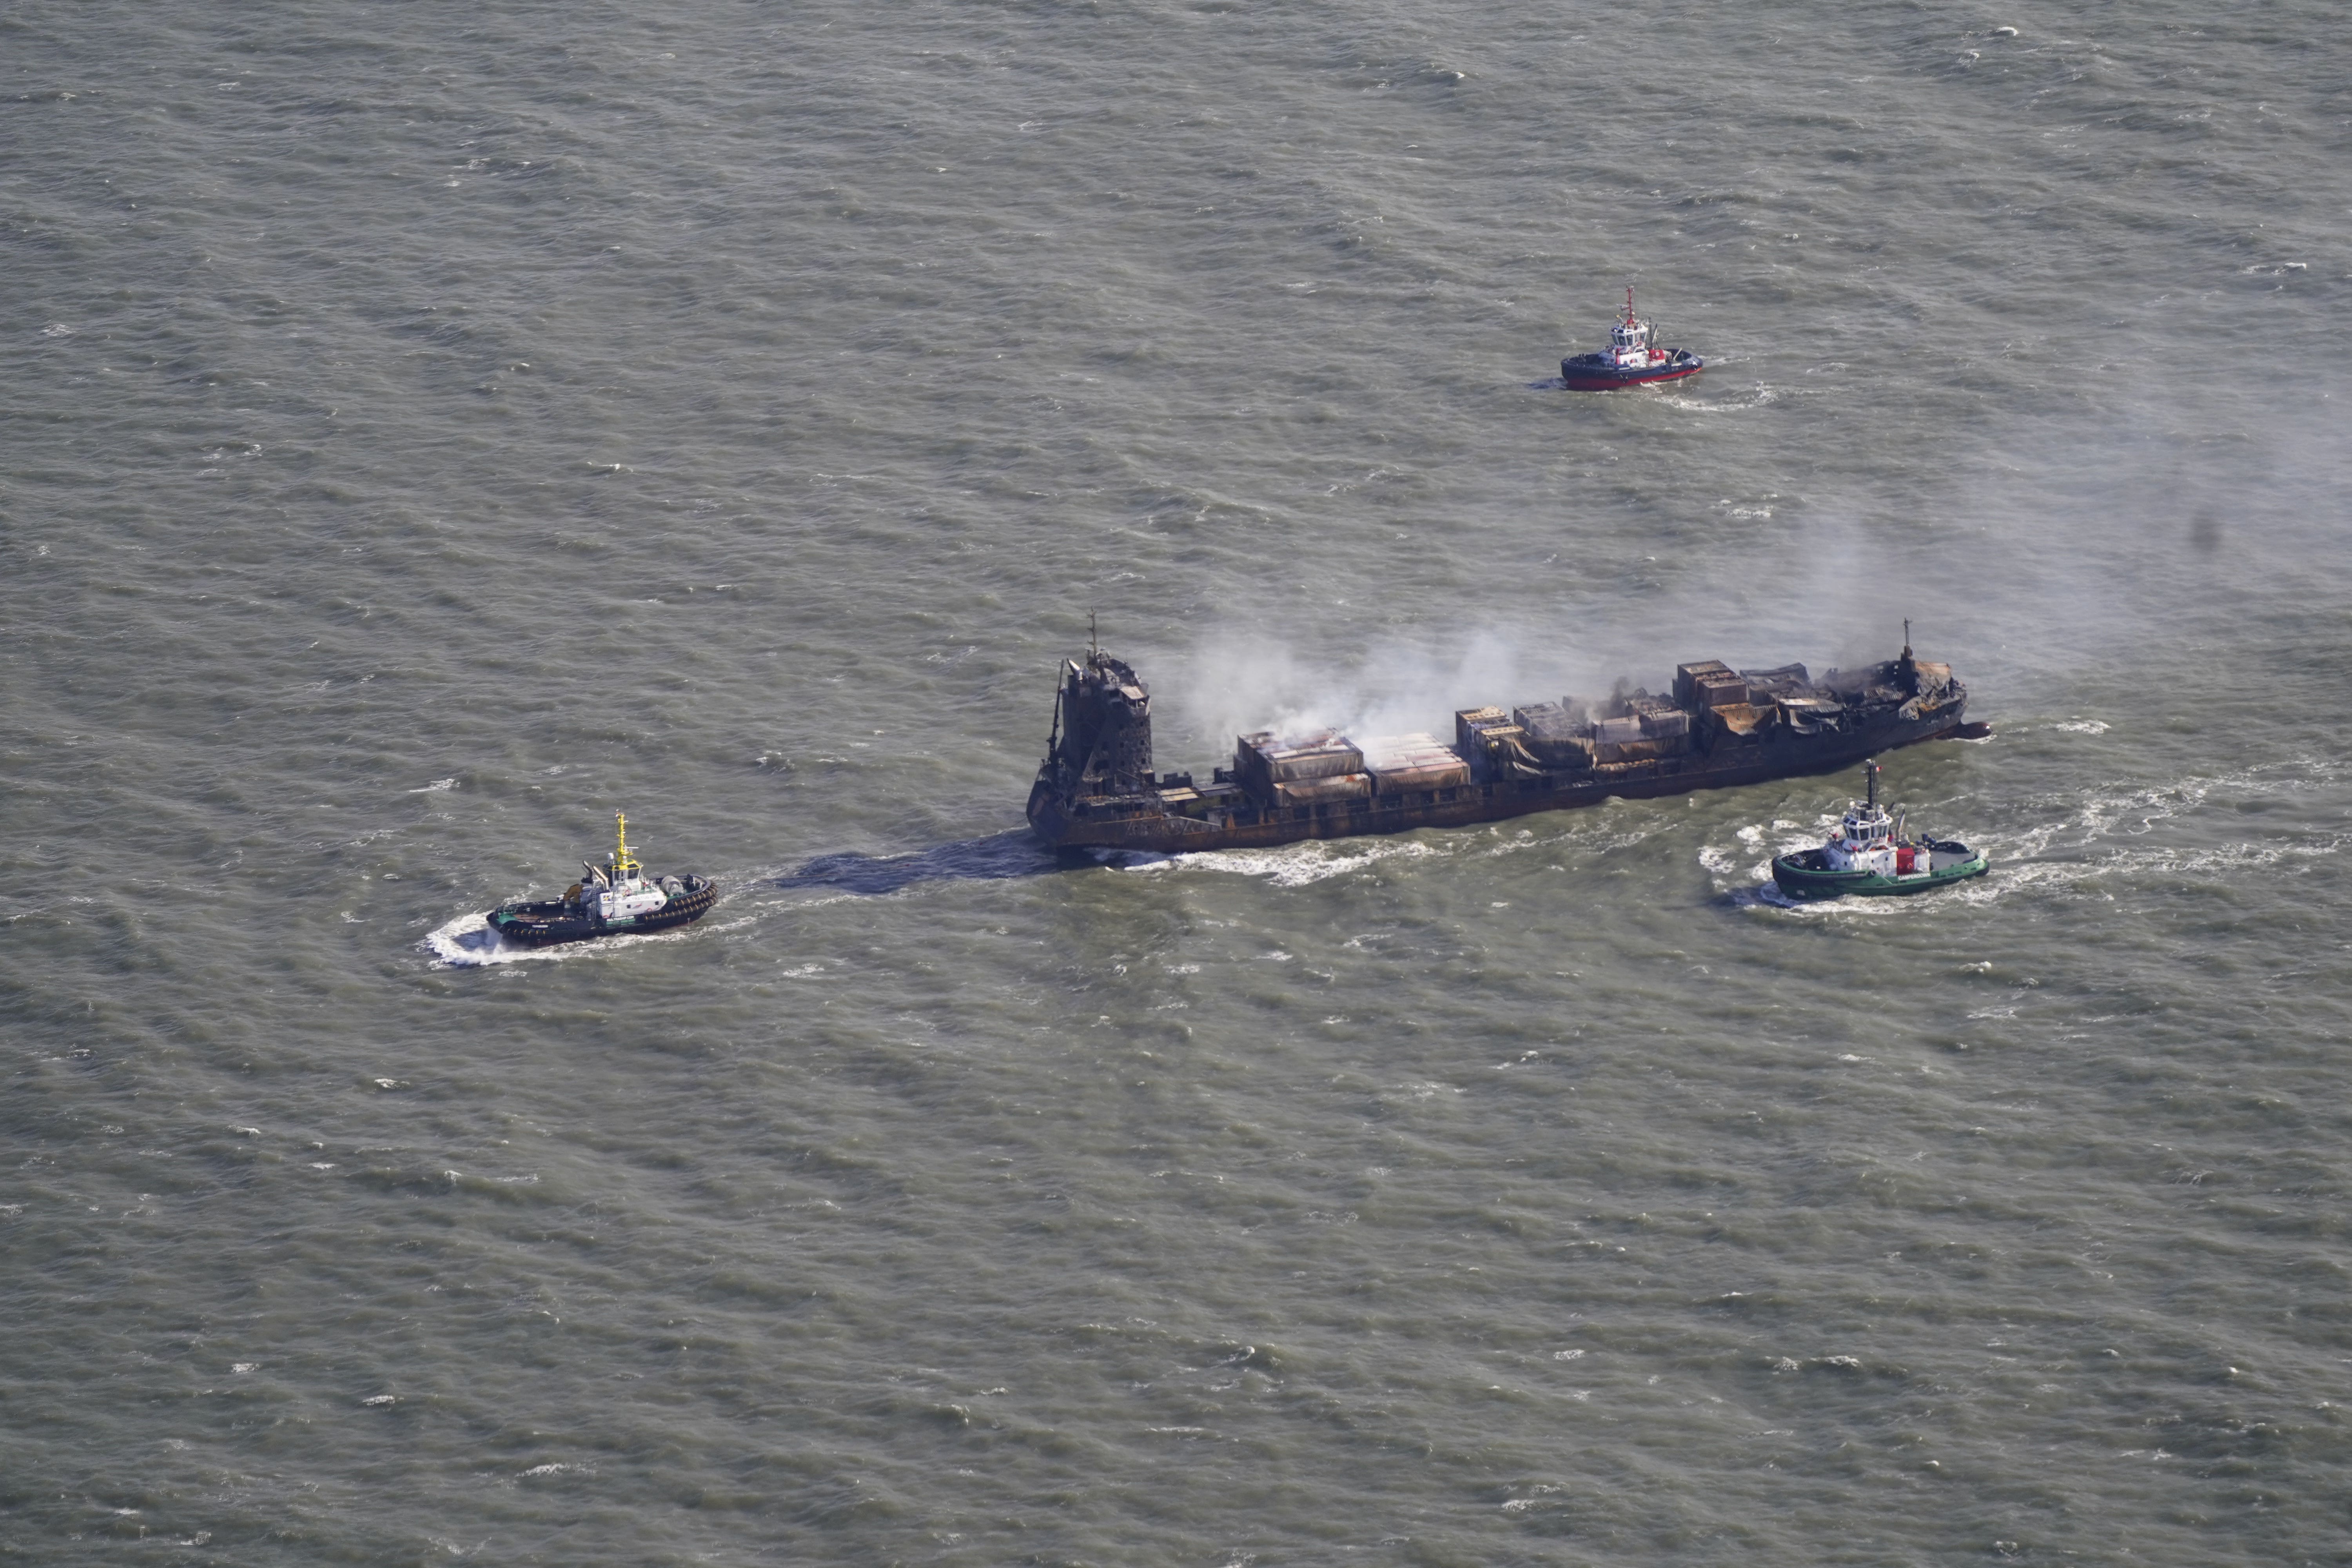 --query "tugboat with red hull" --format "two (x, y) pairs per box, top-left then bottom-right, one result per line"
(1559, 287), (1703, 390)
(1028, 634), (1975, 856)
